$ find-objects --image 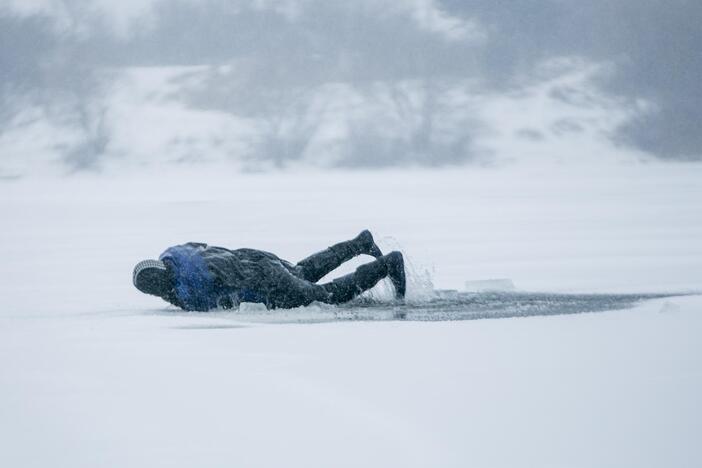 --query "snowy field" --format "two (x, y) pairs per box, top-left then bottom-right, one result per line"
(1, 161), (701, 467)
